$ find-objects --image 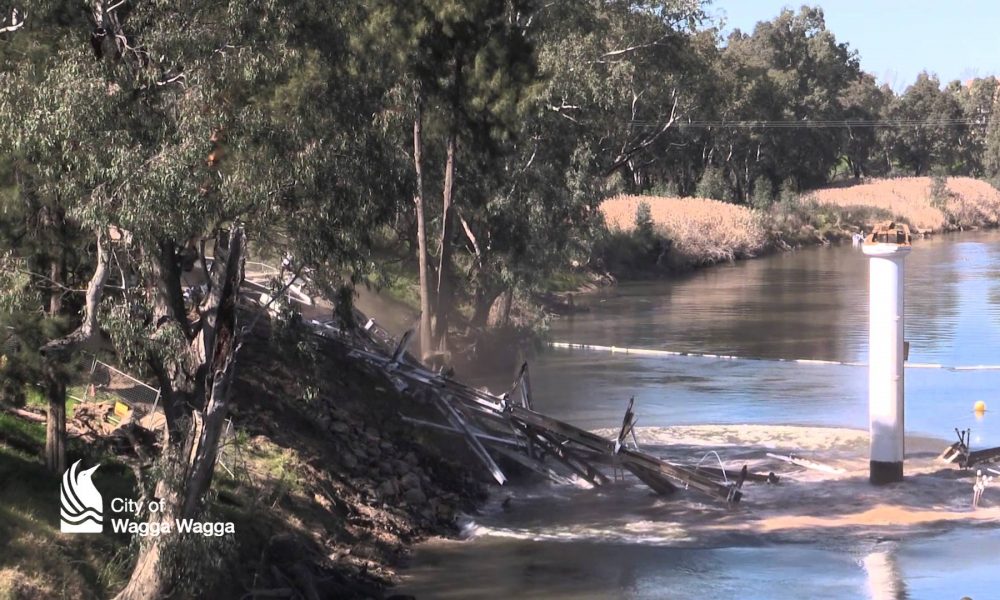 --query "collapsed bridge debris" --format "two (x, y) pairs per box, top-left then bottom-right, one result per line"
(940, 428), (1000, 469)
(311, 320), (751, 505)
(241, 262), (760, 505)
